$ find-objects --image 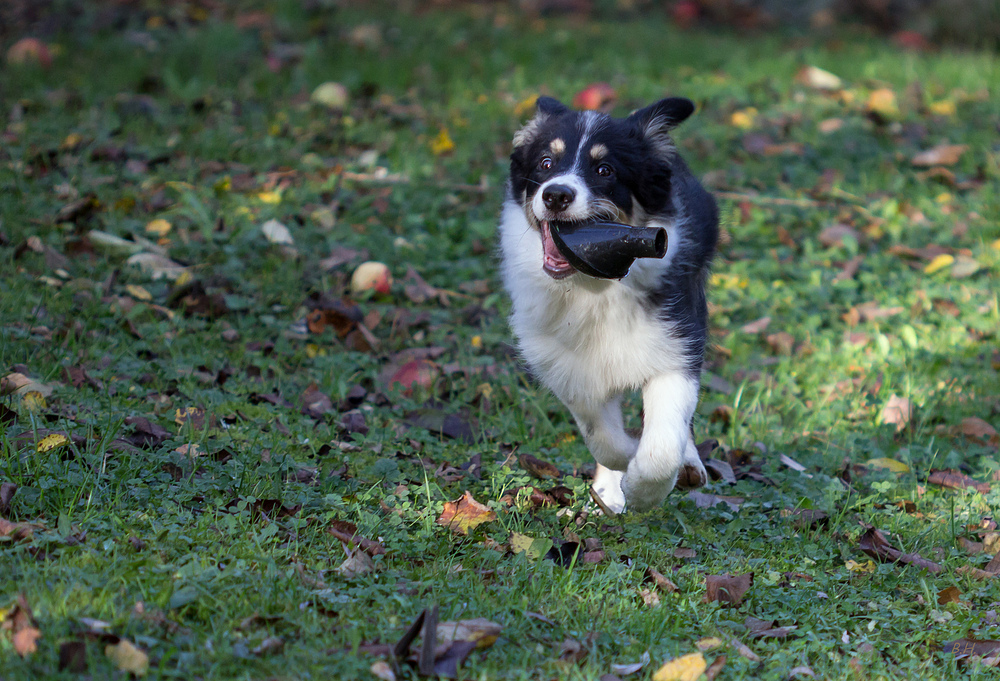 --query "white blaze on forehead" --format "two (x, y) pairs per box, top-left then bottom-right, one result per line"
(574, 111), (605, 168)
(589, 143), (608, 160)
(549, 138), (566, 155)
